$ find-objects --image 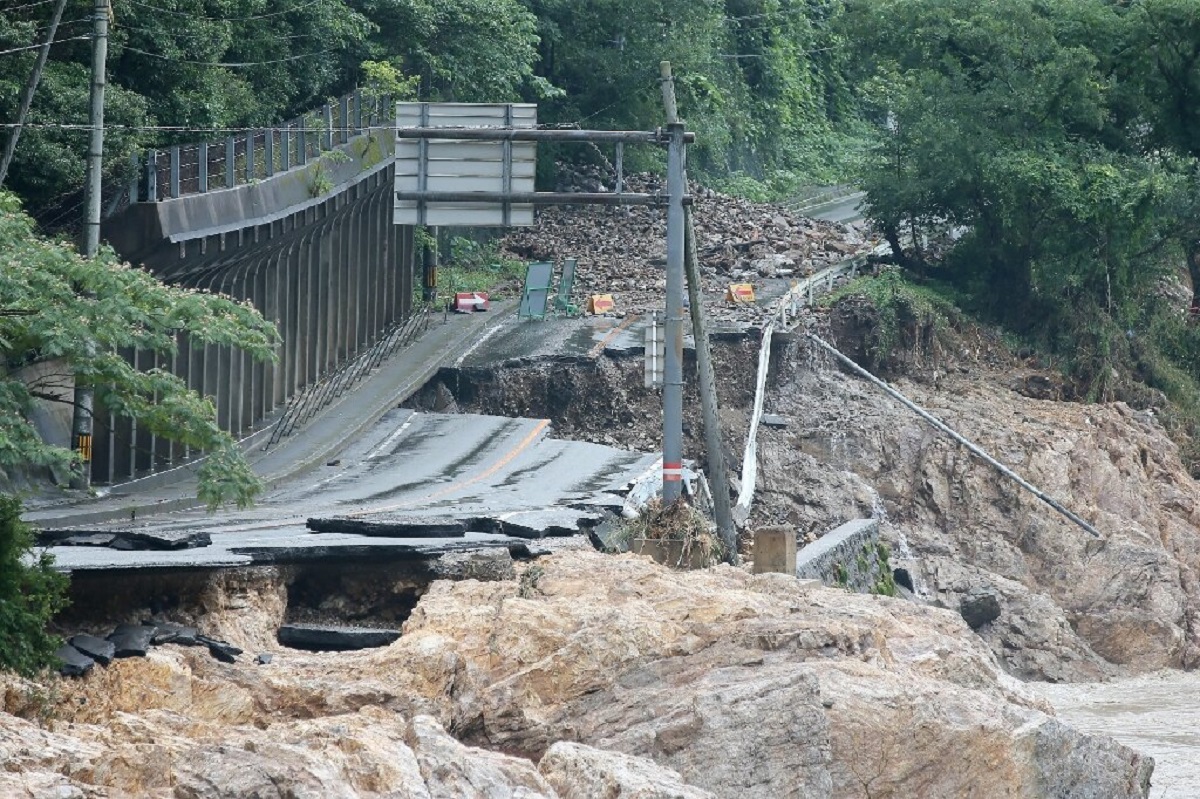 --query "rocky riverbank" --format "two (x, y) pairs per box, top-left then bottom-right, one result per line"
(1, 551), (1151, 797)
